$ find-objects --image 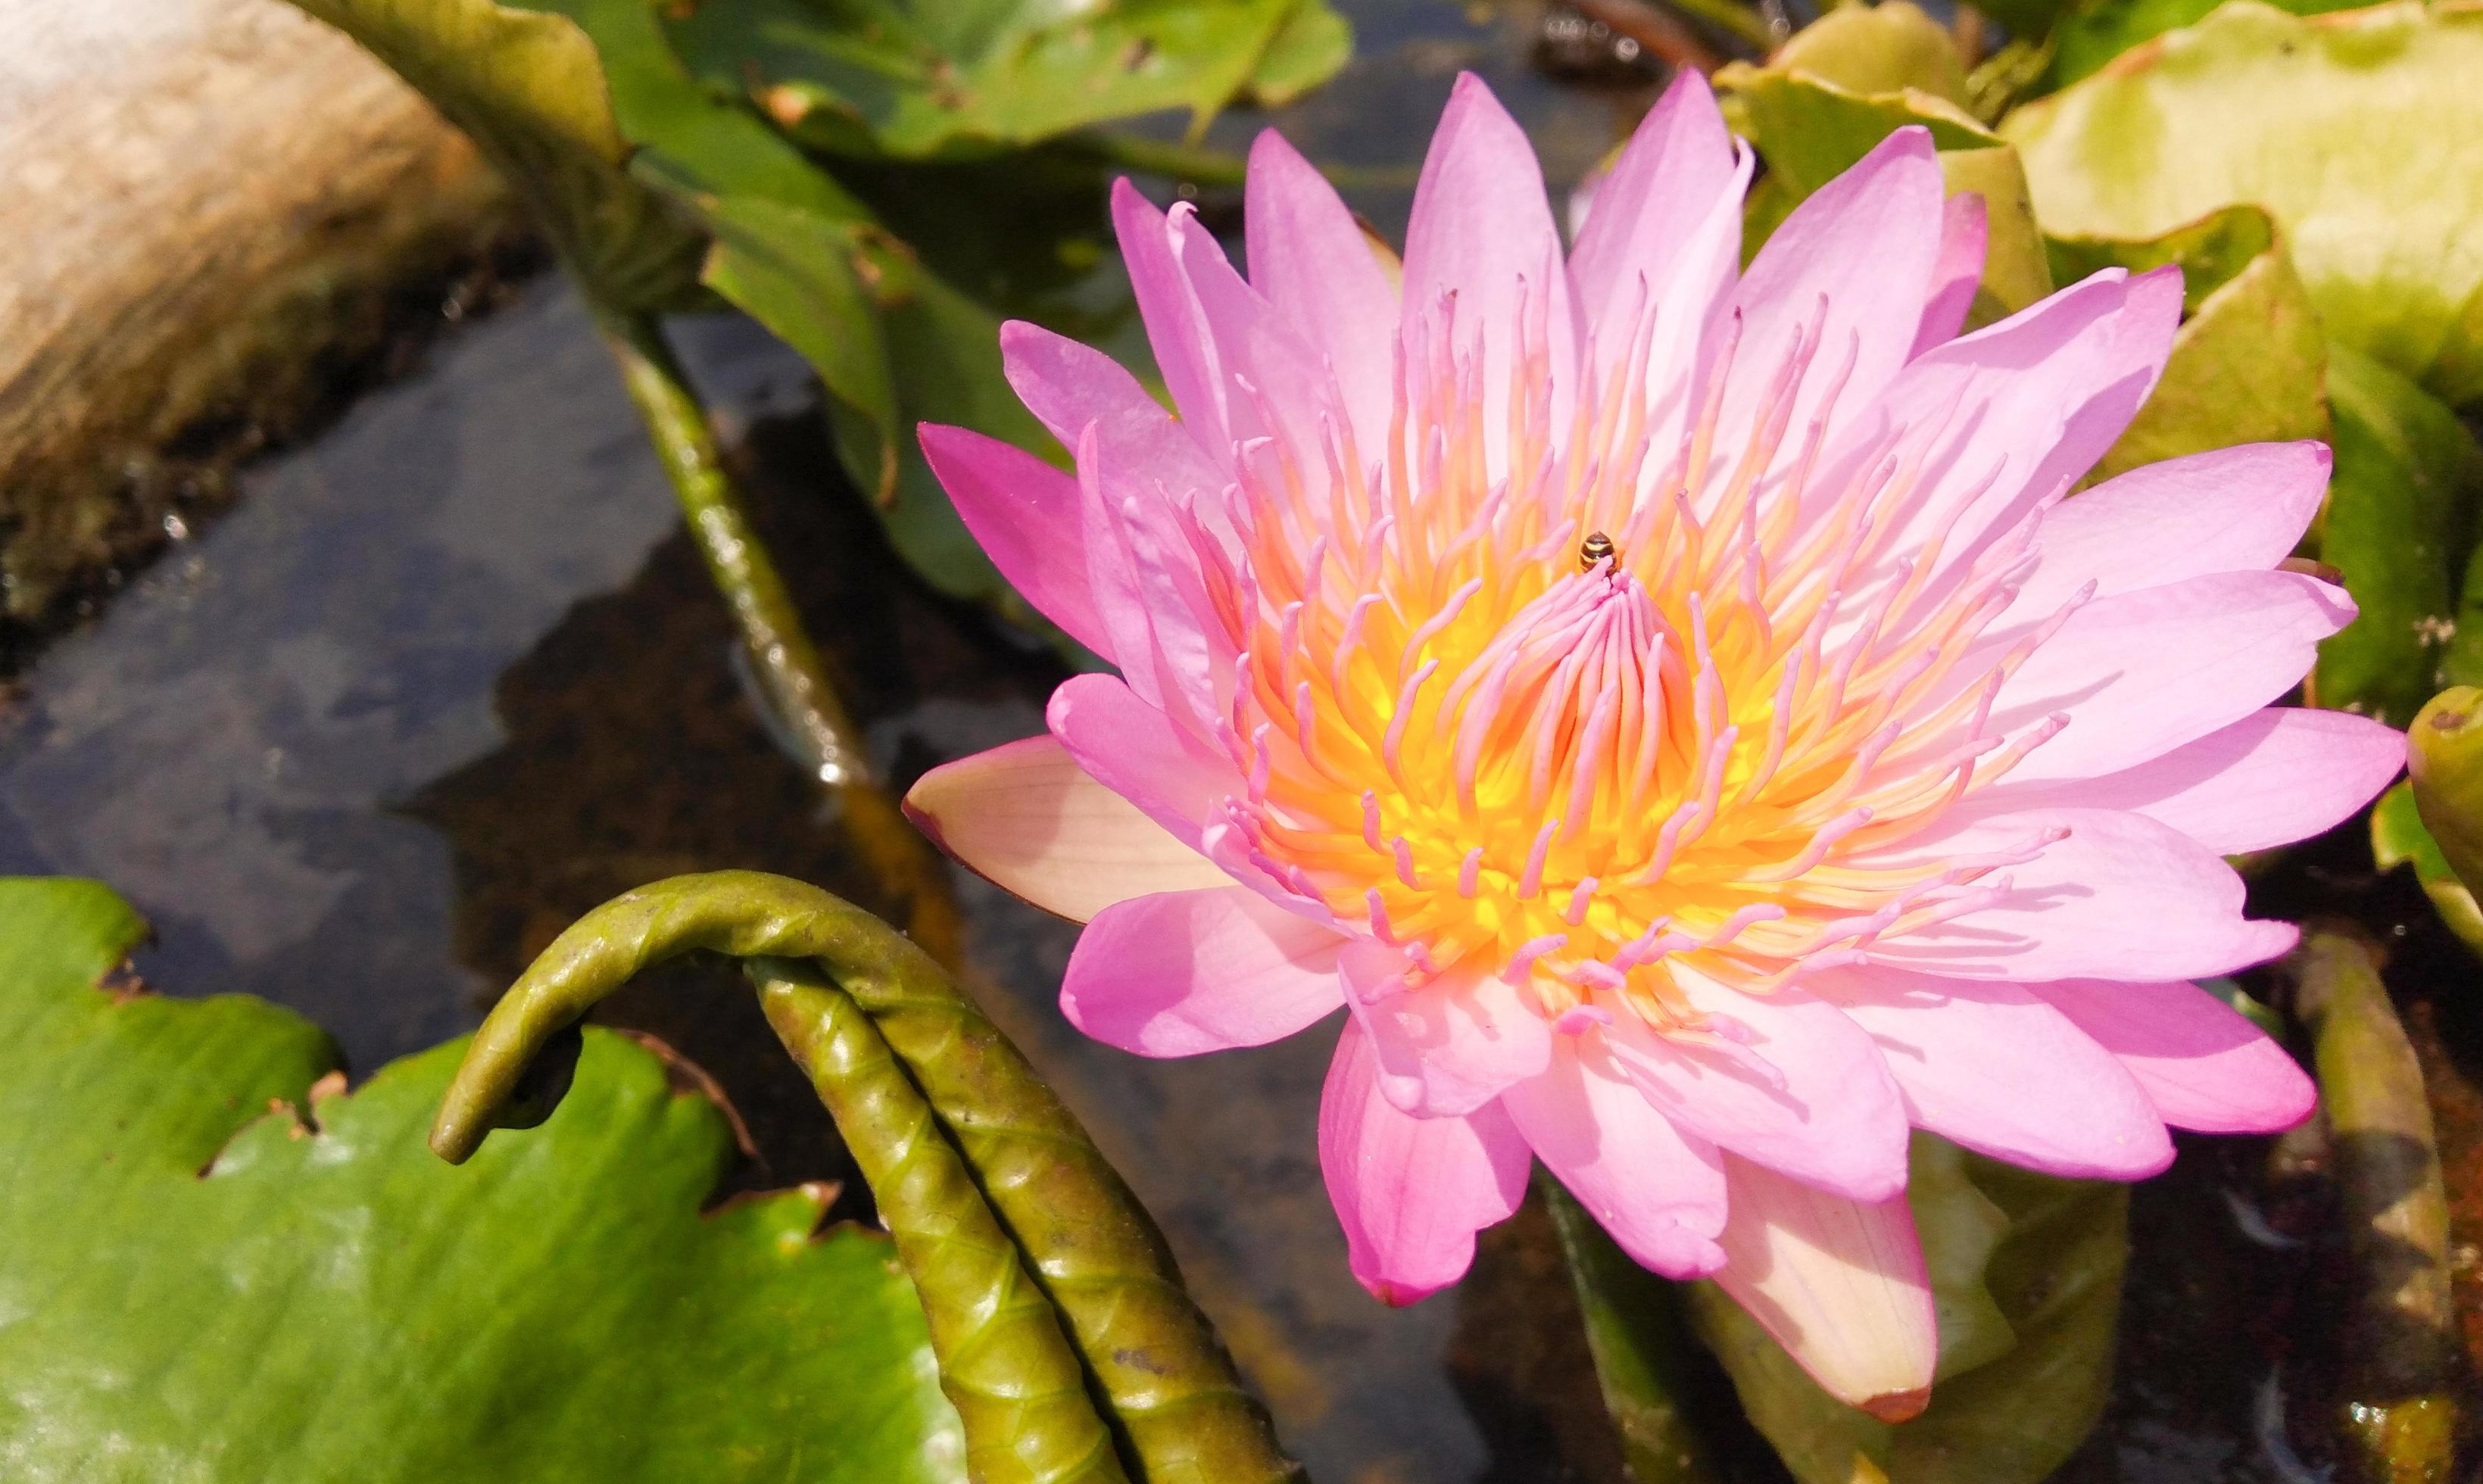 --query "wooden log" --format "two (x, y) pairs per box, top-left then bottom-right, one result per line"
(0, 0), (522, 622)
